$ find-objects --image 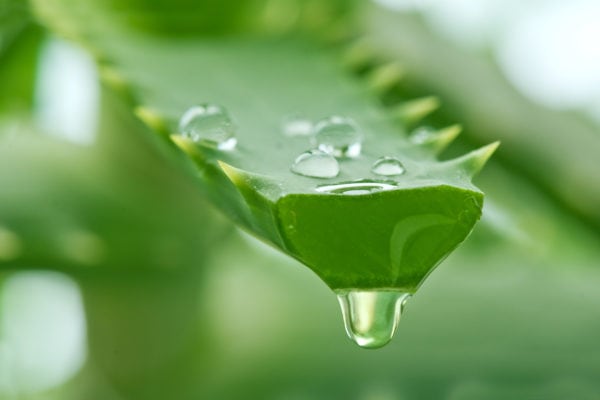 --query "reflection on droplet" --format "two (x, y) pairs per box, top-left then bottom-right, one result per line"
(337, 290), (411, 349)
(316, 179), (396, 195)
(291, 150), (339, 178)
(410, 126), (435, 144)
(282, 116), (313, 136)
(372, 157), (406, 176)
(179, 104), (237, 150)
(313, 116), (362, 157)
